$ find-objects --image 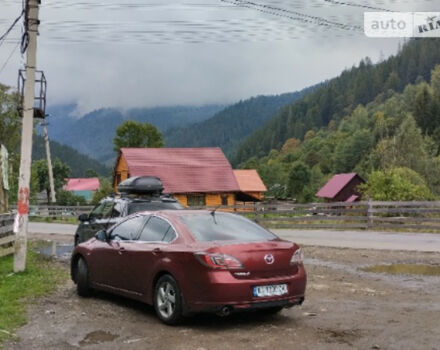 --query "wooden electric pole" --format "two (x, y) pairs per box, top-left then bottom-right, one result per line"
(42, 117), (56, 203)
(14, 0), (40, 272)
